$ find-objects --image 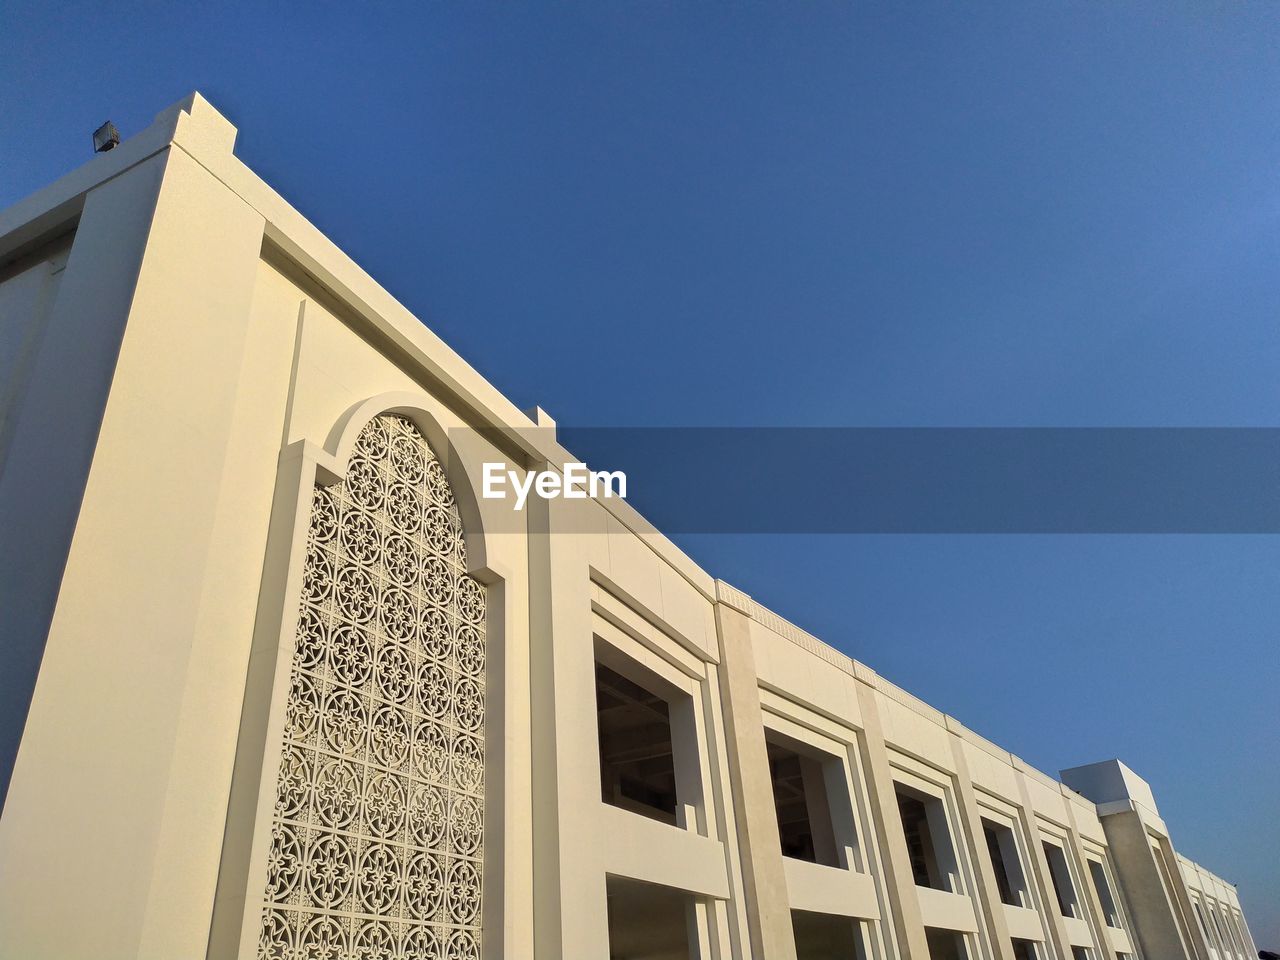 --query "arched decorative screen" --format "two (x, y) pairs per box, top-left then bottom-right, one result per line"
(259, 414), (485, 960)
